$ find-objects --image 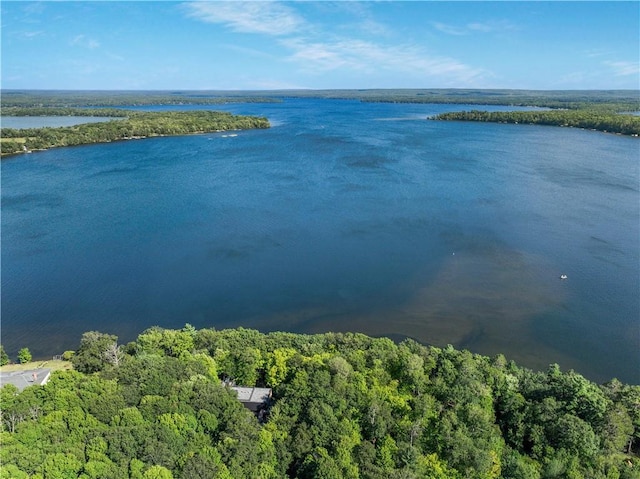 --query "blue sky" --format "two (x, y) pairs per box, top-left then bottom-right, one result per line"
(1, 1), (638, 90)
